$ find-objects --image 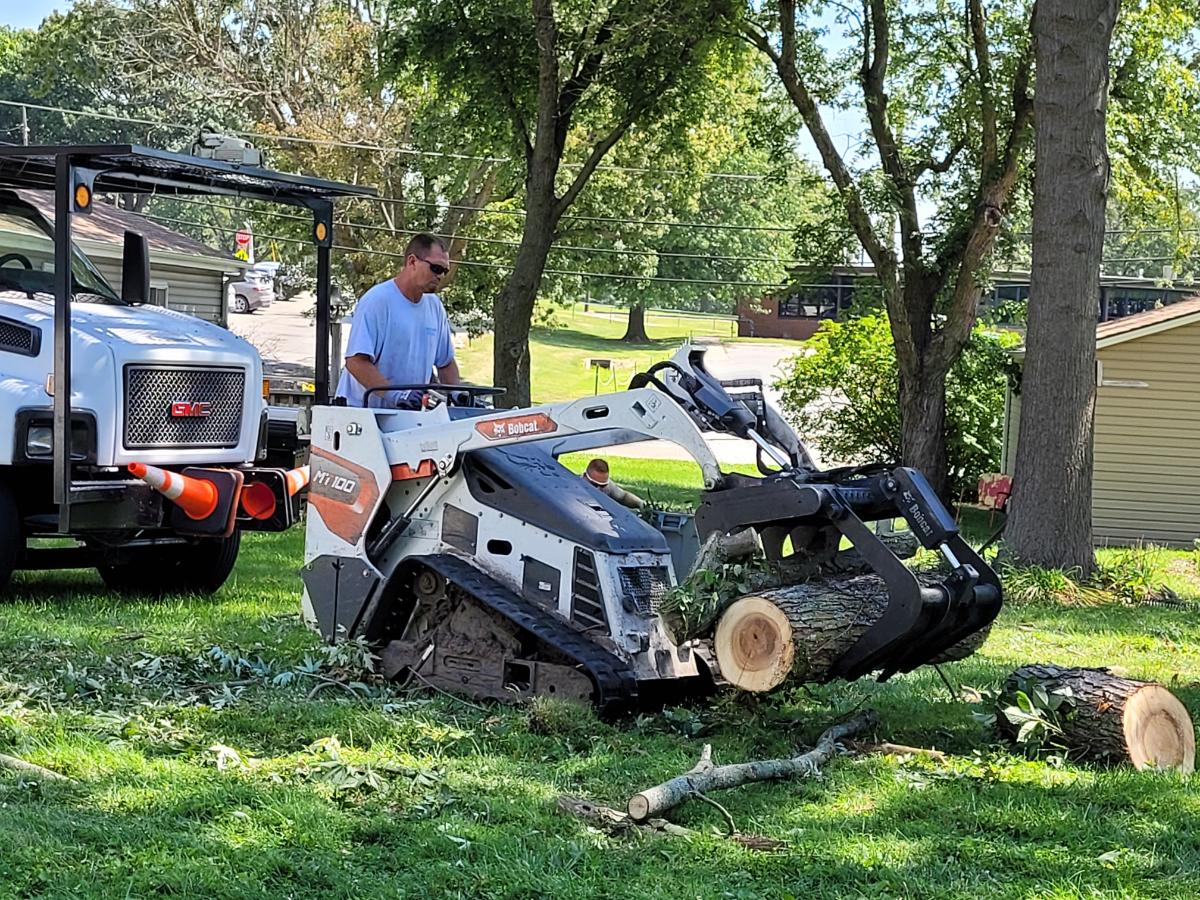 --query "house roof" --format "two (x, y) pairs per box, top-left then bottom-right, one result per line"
(1095, 295), (1200, 349)
(15, 190), (236, 264)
